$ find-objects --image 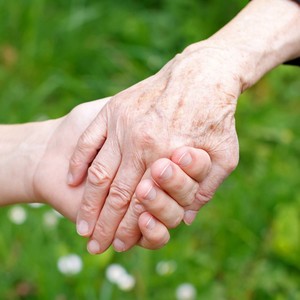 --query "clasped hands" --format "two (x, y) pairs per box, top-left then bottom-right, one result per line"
(13, 0), (300, 255)
(59, 42), (241, 255)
